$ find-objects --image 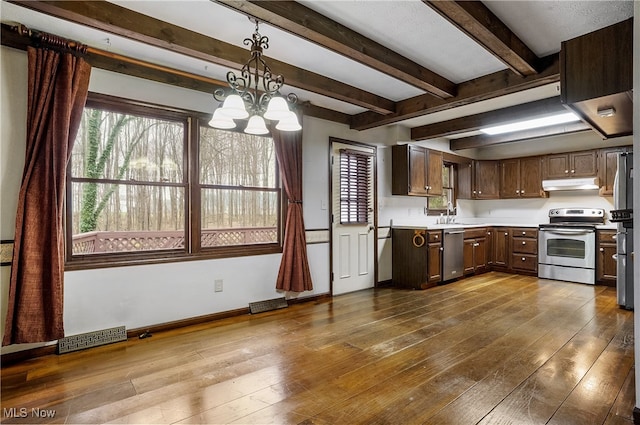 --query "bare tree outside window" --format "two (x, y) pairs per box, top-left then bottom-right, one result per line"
(66, 94), (282, 264)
